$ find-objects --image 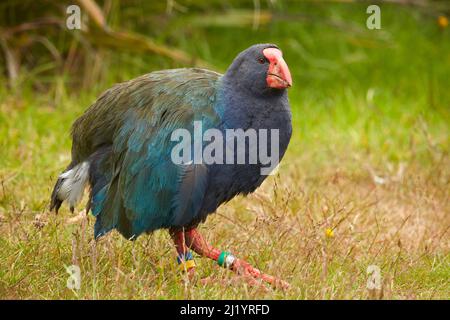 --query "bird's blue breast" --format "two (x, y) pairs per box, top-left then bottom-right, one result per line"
(89, 69), (292, 239)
